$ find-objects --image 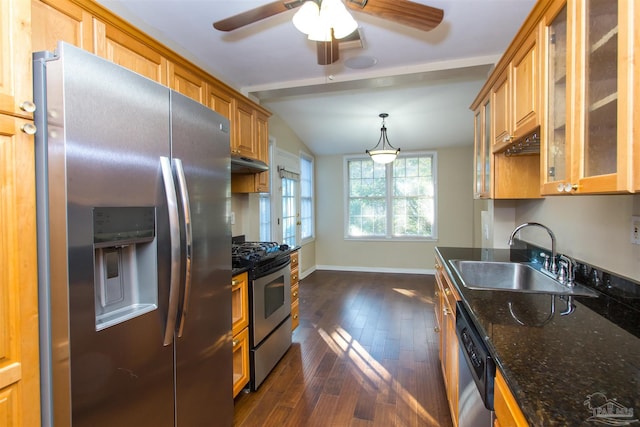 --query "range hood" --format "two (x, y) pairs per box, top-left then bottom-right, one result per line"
(231, 155), (269, 174)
